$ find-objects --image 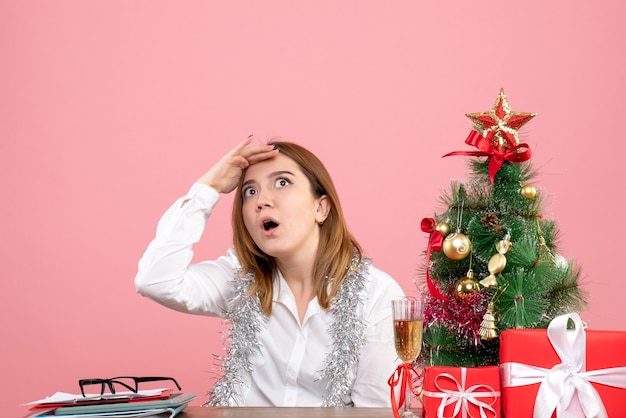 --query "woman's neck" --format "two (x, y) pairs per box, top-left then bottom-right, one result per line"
(276, 256), (316, 324)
